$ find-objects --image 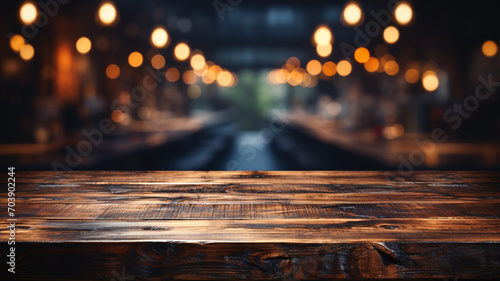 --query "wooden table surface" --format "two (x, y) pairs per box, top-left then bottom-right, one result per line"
(287, 114), (500, 168)
(0, 112), (227, 170)
(1, 171), (500, 280)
